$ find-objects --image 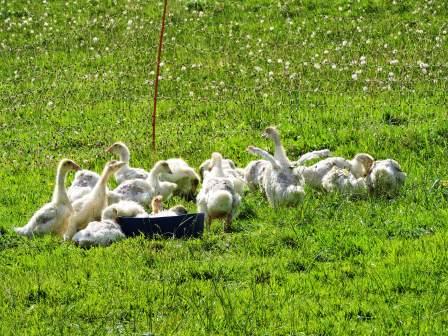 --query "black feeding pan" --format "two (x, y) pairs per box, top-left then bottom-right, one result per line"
(117, 213), (204, 238)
